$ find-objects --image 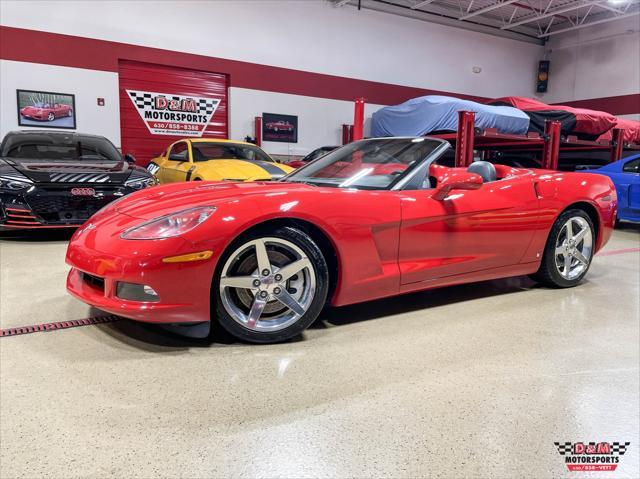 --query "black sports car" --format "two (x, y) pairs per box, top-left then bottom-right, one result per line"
(0, 130), (156, 229)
